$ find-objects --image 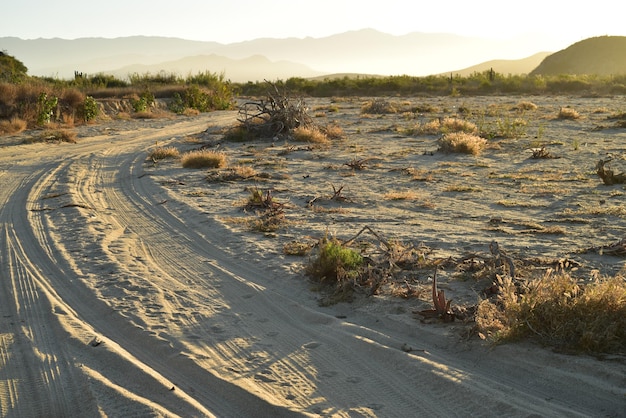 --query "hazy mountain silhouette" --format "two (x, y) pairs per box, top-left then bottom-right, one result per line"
(108, 54), (324, 82)
(1, 30), (559, 82)
(531, 36), (626, 76)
